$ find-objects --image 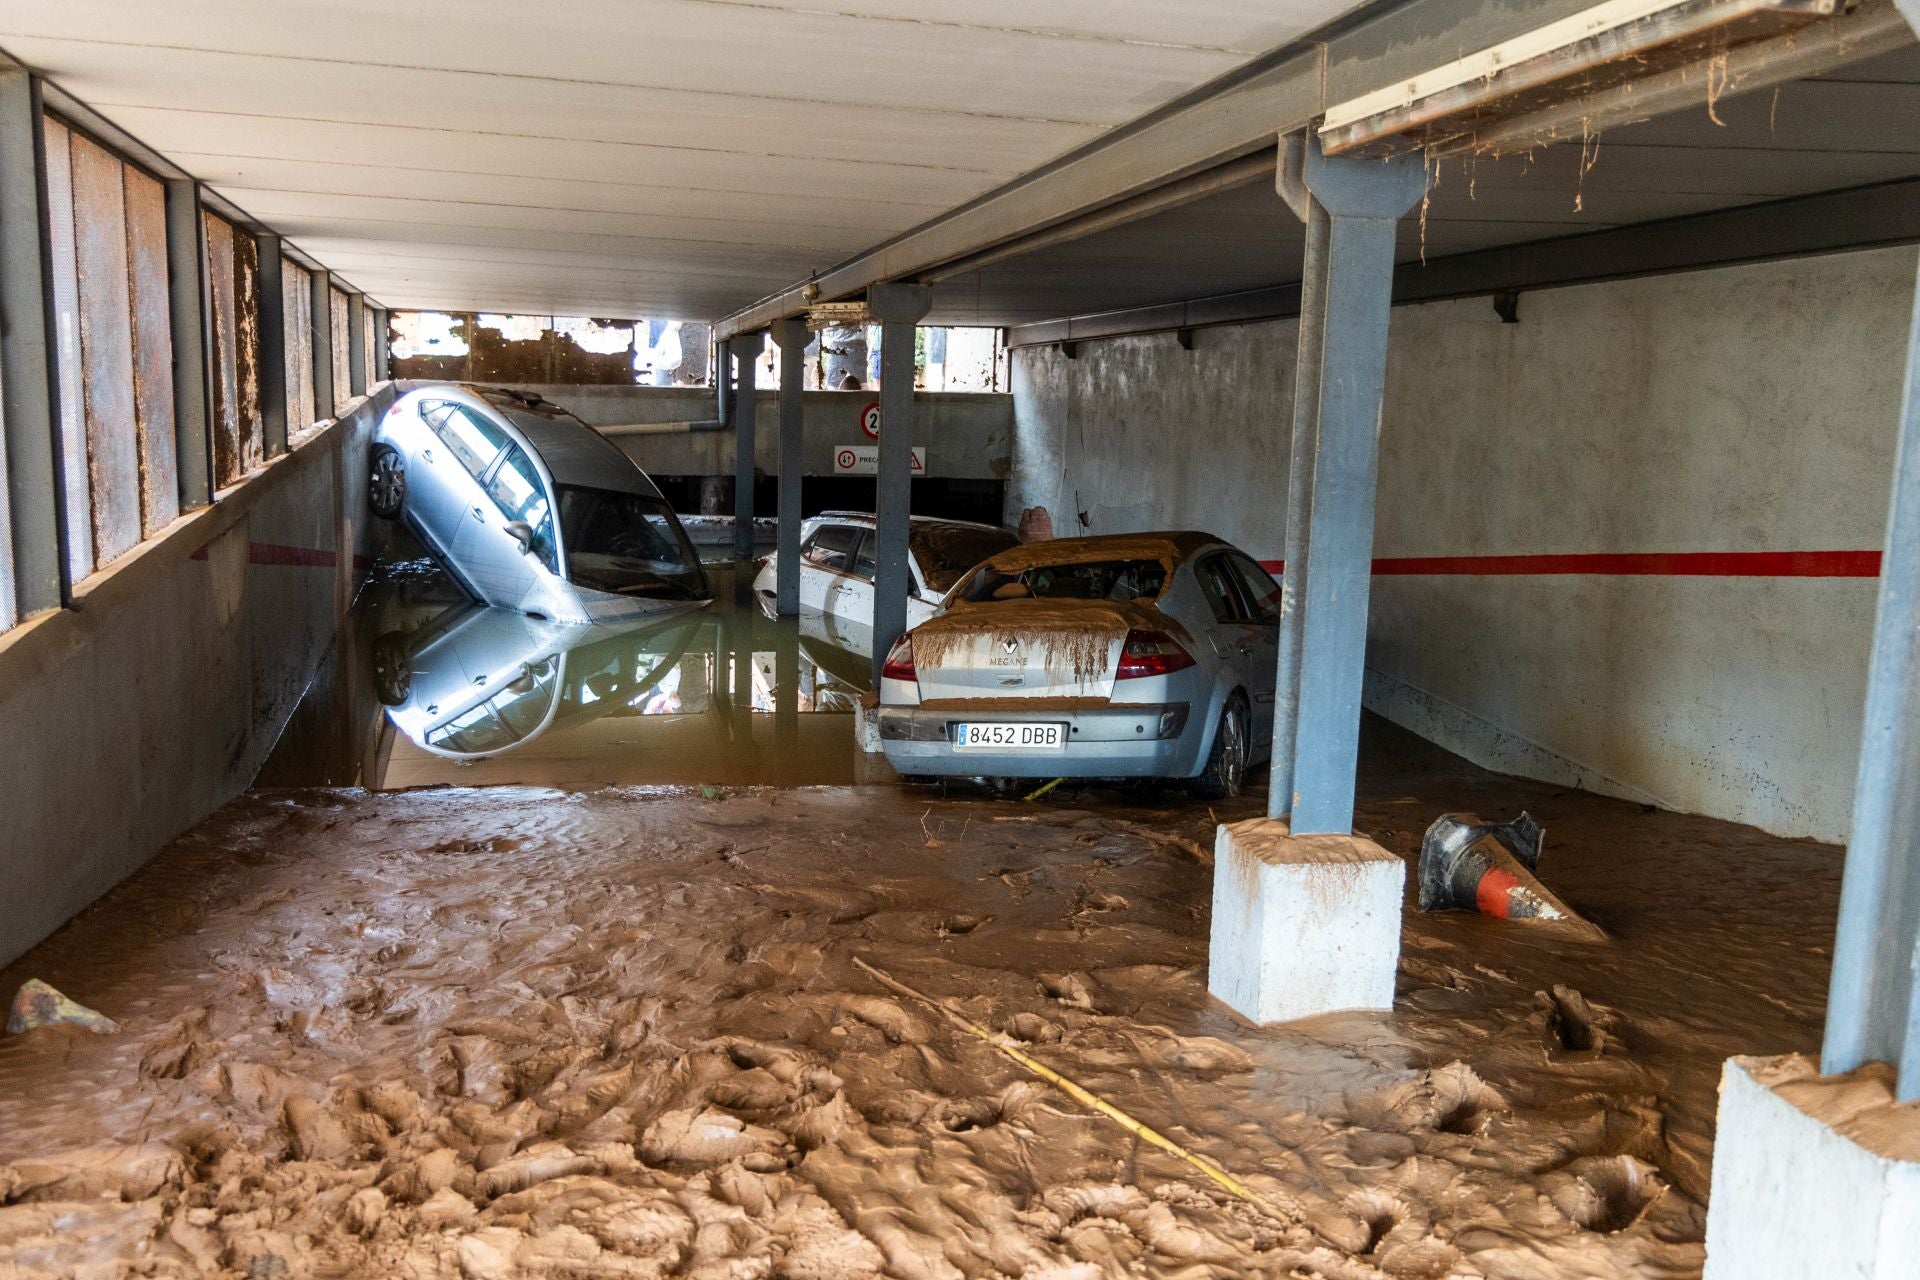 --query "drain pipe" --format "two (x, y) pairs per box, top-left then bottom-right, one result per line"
(599, 337), (734, 437)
